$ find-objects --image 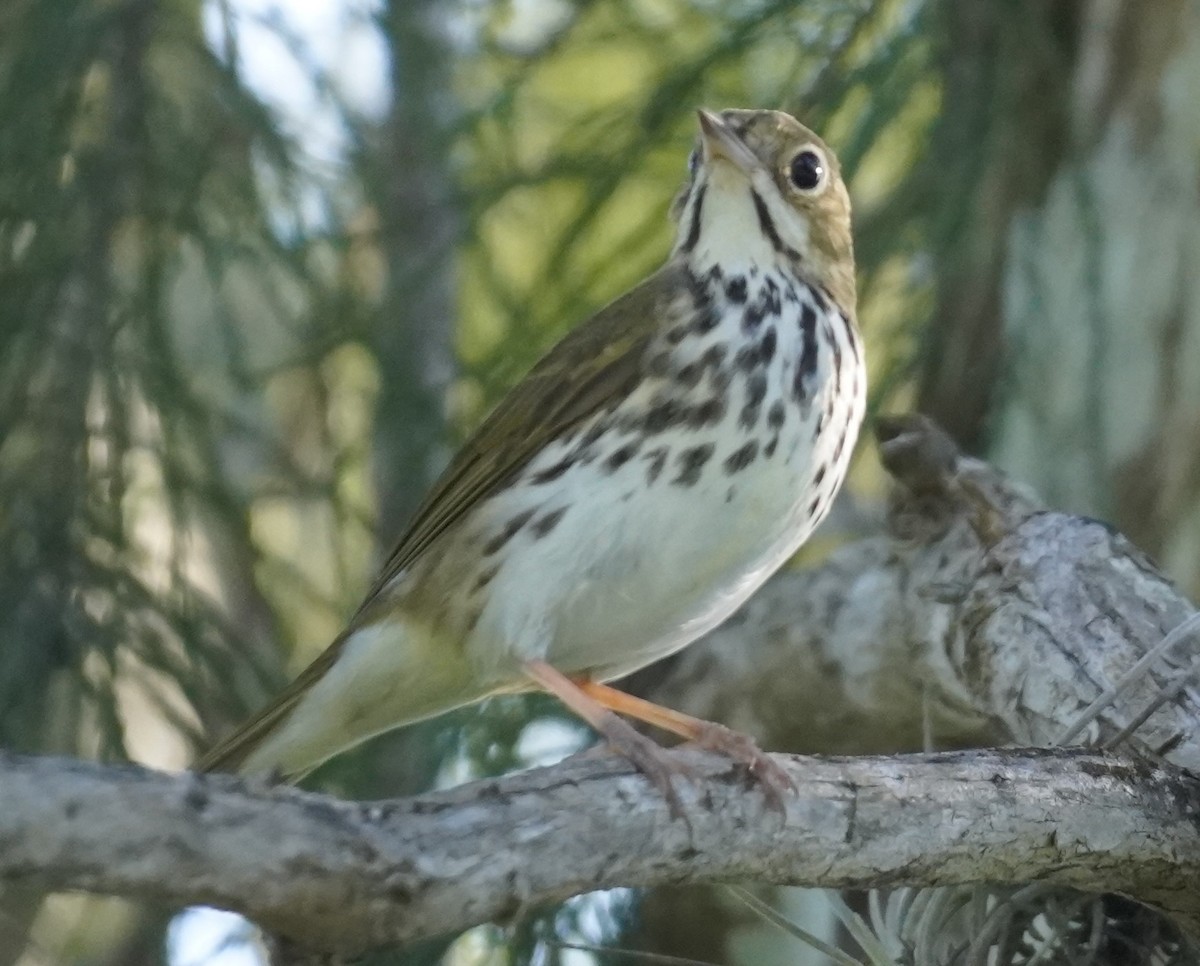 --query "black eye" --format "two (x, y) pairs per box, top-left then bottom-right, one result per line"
(788, 150), (824, 191)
